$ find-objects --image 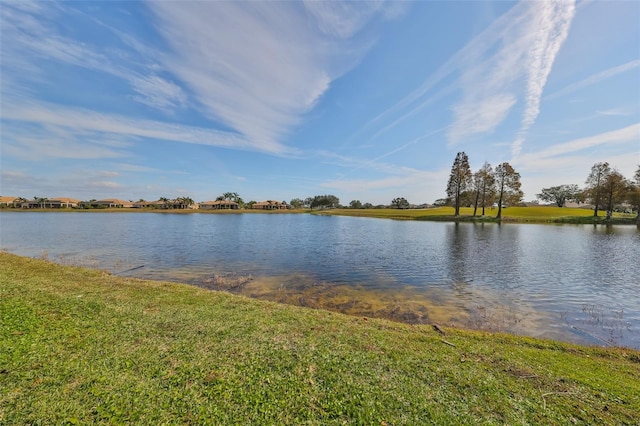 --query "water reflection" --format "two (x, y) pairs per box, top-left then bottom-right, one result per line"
(1, 212), (639, 348)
